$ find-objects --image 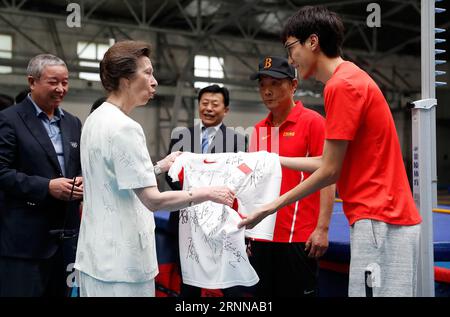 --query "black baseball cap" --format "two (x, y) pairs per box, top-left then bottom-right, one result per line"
(250, 56), (296, 80)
